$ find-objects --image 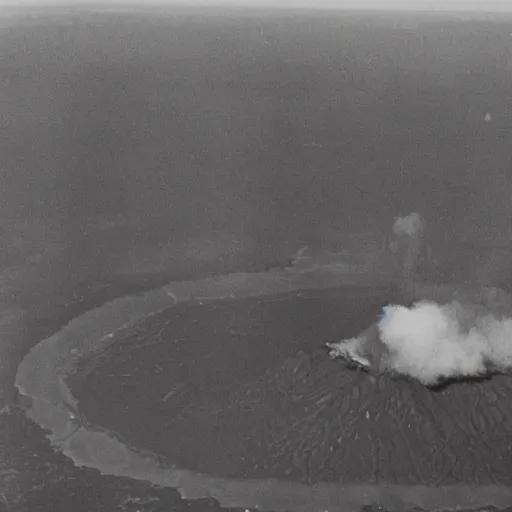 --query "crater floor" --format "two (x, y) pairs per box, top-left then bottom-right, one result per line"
(69, 287), (512, 487)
